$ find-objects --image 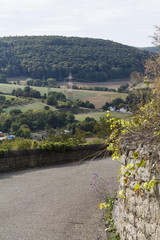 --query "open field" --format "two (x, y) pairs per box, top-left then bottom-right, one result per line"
(0, 83), (96, 99)
(73, 78), (130, 89)
(0, 83), (128, 108)
(3, 102), (56, 113)
(83, 91), (128, 108)
(75, 111), (131, 121)
(7, 76), (130, 87)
